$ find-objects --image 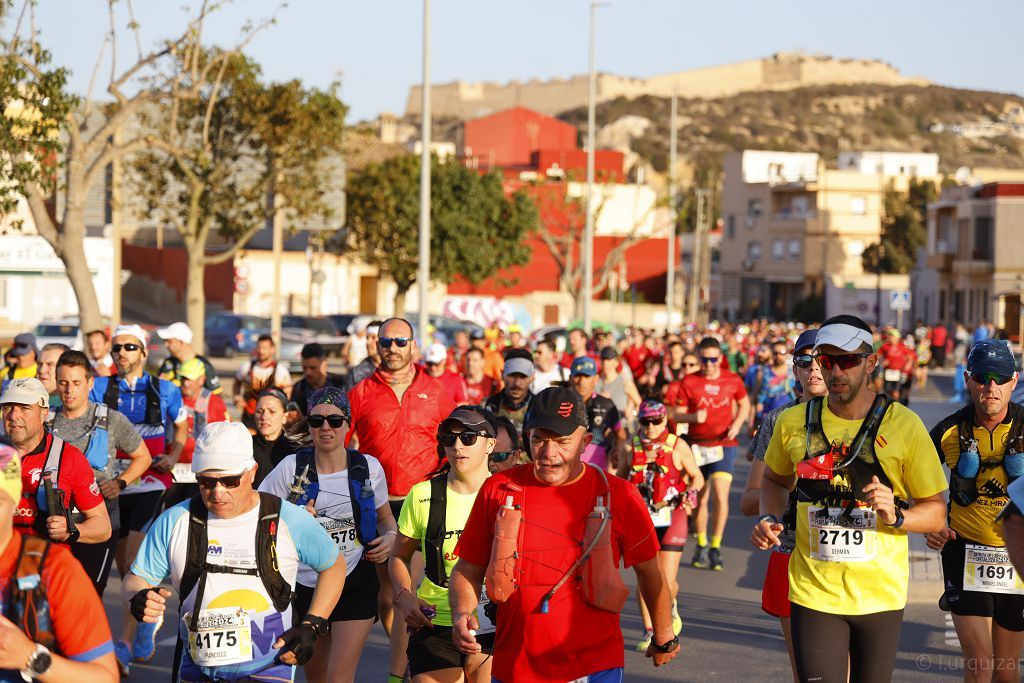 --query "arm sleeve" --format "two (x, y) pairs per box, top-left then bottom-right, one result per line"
(280, 502), (339, 572)
(108, 409), (143, 453)
(130, 506), (185, 585)
(453, 478), (497, 568)
(47, 549), (114, 661)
